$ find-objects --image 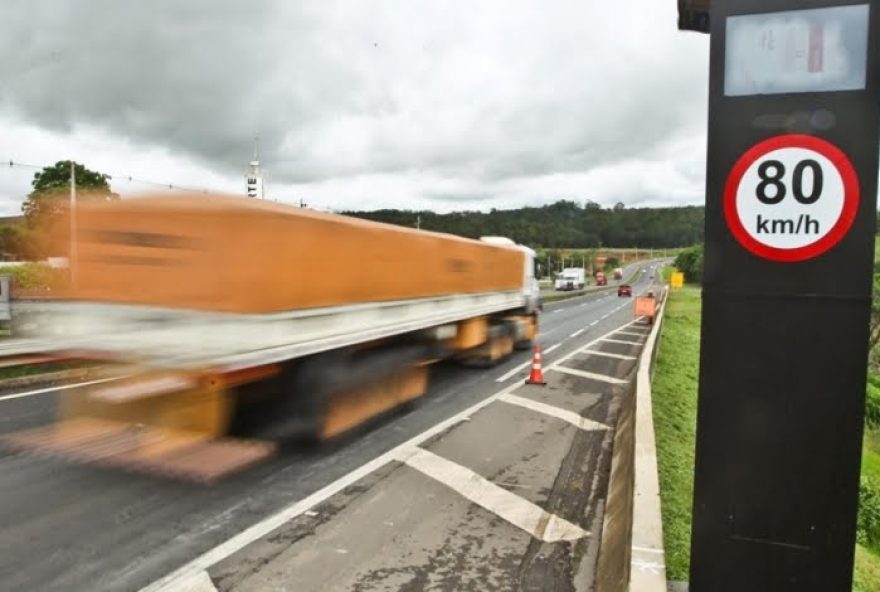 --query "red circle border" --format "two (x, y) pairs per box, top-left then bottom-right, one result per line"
(722, 134), (860, 263)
